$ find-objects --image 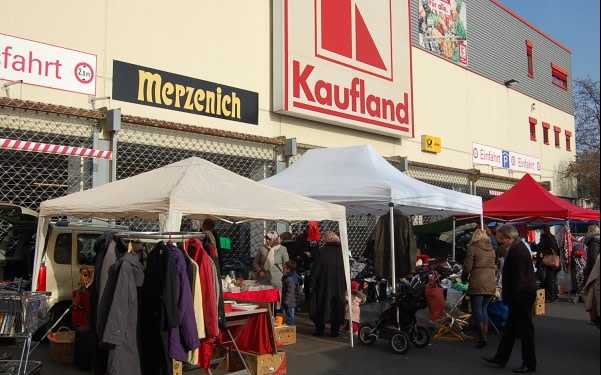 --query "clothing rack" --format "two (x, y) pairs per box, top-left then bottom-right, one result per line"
(113, 231), (206, 242)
